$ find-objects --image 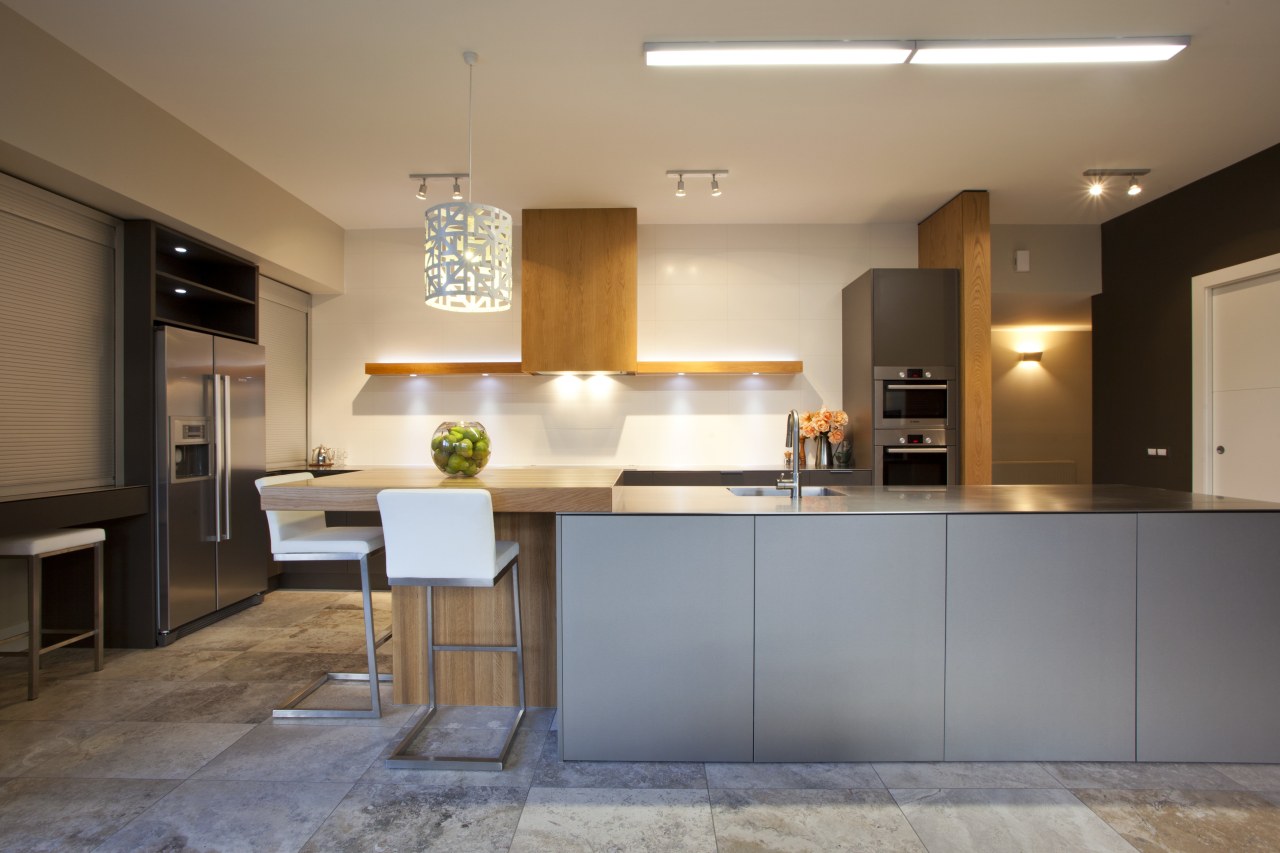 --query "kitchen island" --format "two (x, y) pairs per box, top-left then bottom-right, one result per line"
(563, 483), (1280, 764)
(261, 472), (1280, 765)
